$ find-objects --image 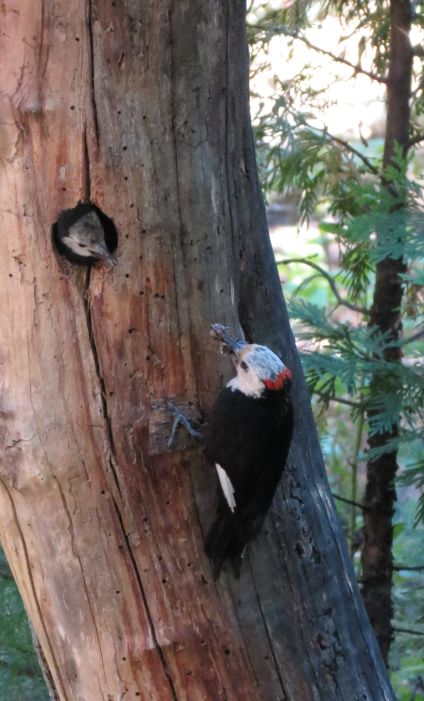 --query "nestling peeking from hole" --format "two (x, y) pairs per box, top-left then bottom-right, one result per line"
(52, 203), (118, 268)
